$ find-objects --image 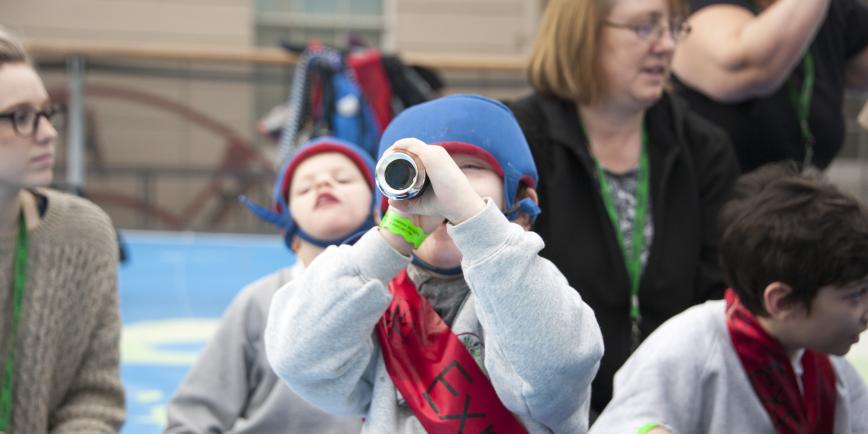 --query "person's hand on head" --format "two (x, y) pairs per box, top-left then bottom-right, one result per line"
(383, 138), (486, 231)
